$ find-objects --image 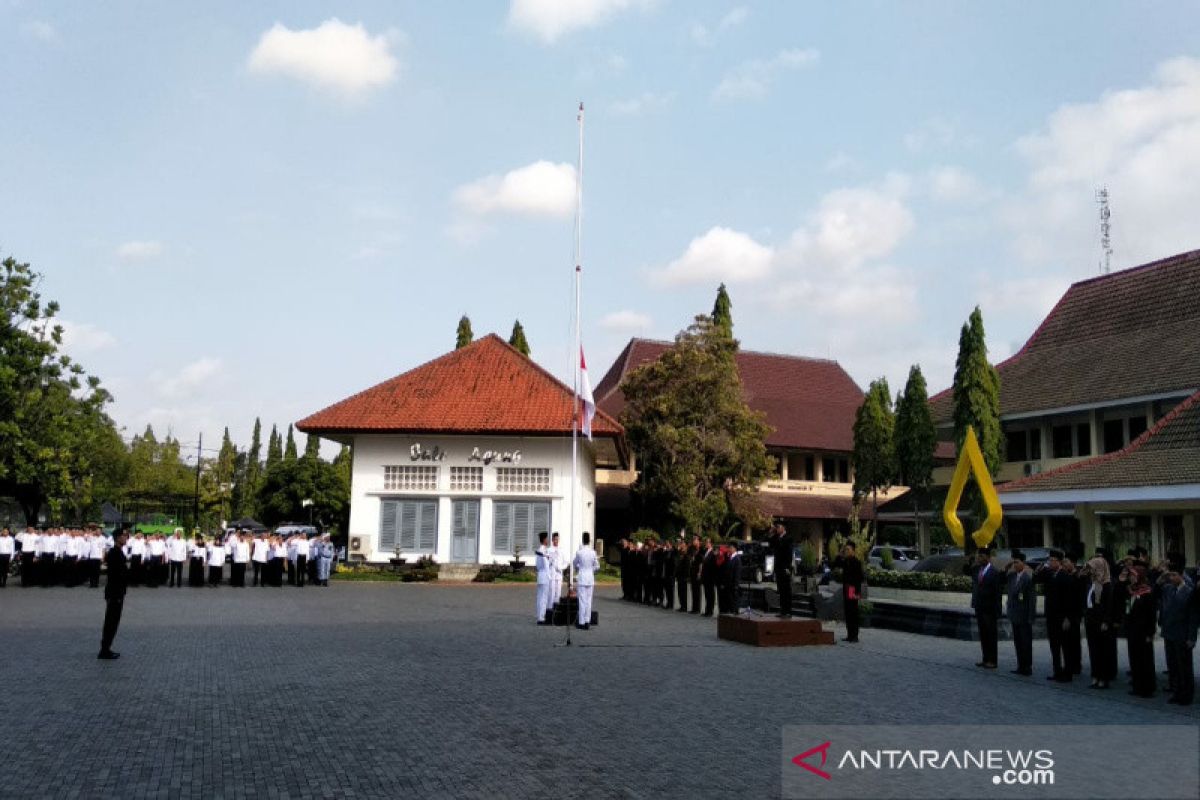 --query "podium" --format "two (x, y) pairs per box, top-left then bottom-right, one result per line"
(547, 598), (598, 626)
(717, 614), (834, 647)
